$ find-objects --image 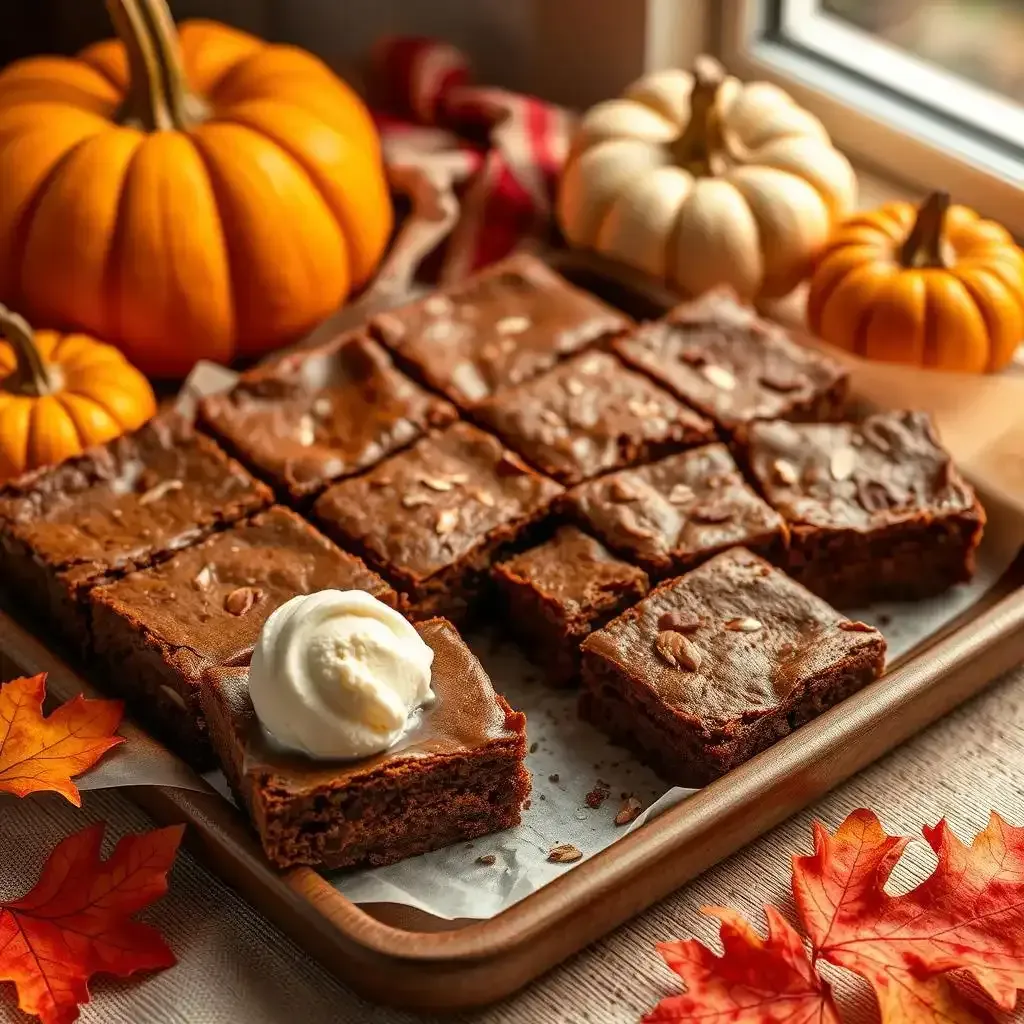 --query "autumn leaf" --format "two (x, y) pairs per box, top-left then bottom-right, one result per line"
(0, 821), (184, 1024)
(0, 674), (124, 806)
(645, 905), (841, 1023)
(792, 809), (1024, 1022)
